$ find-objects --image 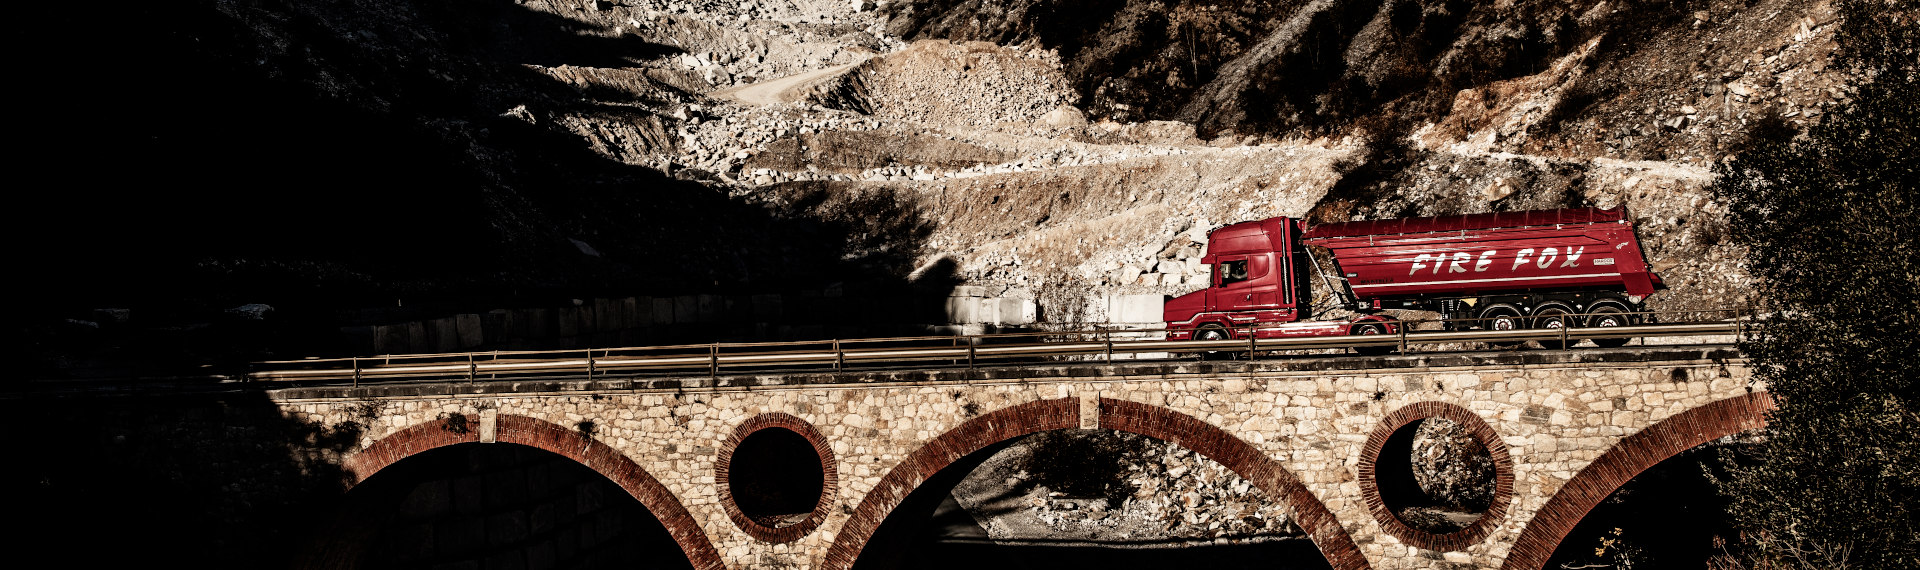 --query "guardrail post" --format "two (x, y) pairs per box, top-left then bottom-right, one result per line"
(586, 349), (596, 380)
(1247, 326), (1257, 360)
(833, 339), (843, 371)
(468, 353), (476, 383)
(352, 357), (361, 387)
(709, 343), (718, 381)
(1399, 323), (1408, 354)
(1561, 322), (1570, 350)
(967, 340), (976, 371)
(1104, 330), (1113, 364)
